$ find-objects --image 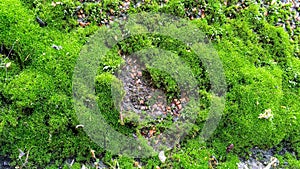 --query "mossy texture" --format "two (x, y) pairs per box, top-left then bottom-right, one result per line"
(0, 0), (300, 168)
